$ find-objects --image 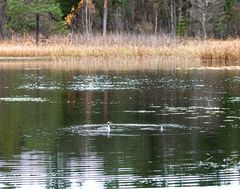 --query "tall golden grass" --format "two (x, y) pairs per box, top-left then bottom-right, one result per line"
(200, 39), (240, 64)
(0, 34), (239, 64)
